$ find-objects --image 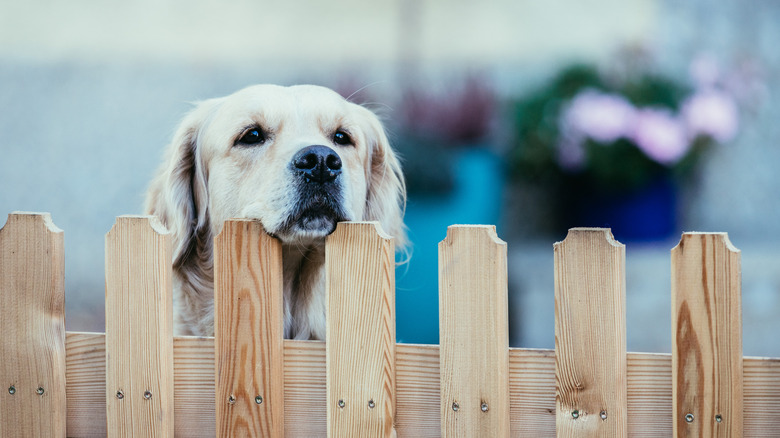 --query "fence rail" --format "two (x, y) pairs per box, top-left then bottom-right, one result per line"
(2, 212), (780, 437)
